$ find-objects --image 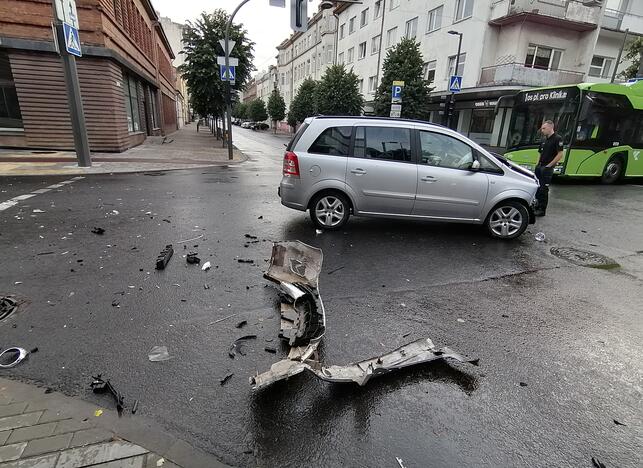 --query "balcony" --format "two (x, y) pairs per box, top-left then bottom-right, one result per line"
(490, 0), (601, 32)
(602, 8), (643, 34)
(479, 63), (584, 88)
